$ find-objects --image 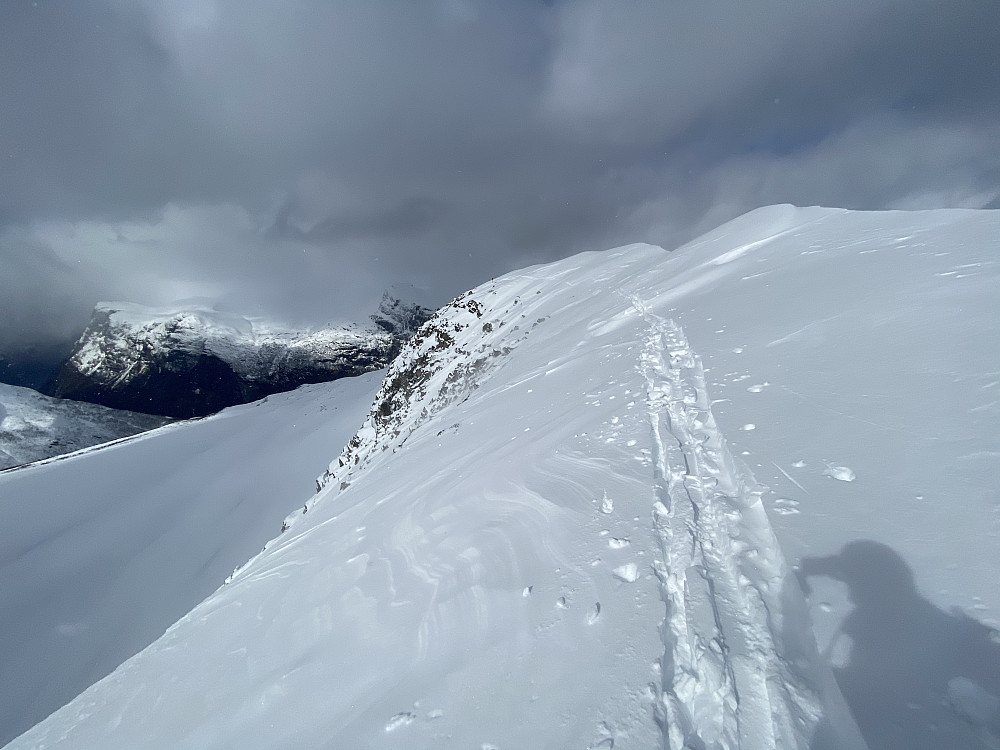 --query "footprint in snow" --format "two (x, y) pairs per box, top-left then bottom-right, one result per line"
(587, 602), (602, 624)
(587, 720), (616, 749)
